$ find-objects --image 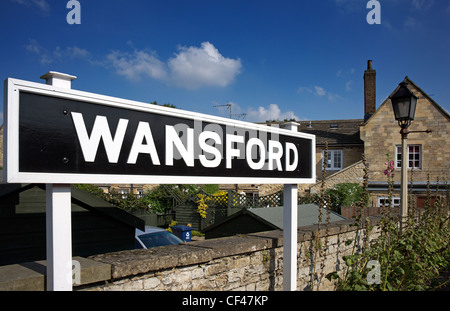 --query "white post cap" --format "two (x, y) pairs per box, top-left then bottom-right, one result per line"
(40, 71), (77, 89)
(282, 121), (300, 131)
